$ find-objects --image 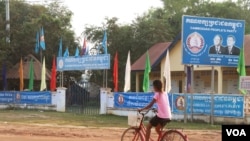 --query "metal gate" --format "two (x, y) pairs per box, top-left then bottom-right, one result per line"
(66, 82), (100, 115)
